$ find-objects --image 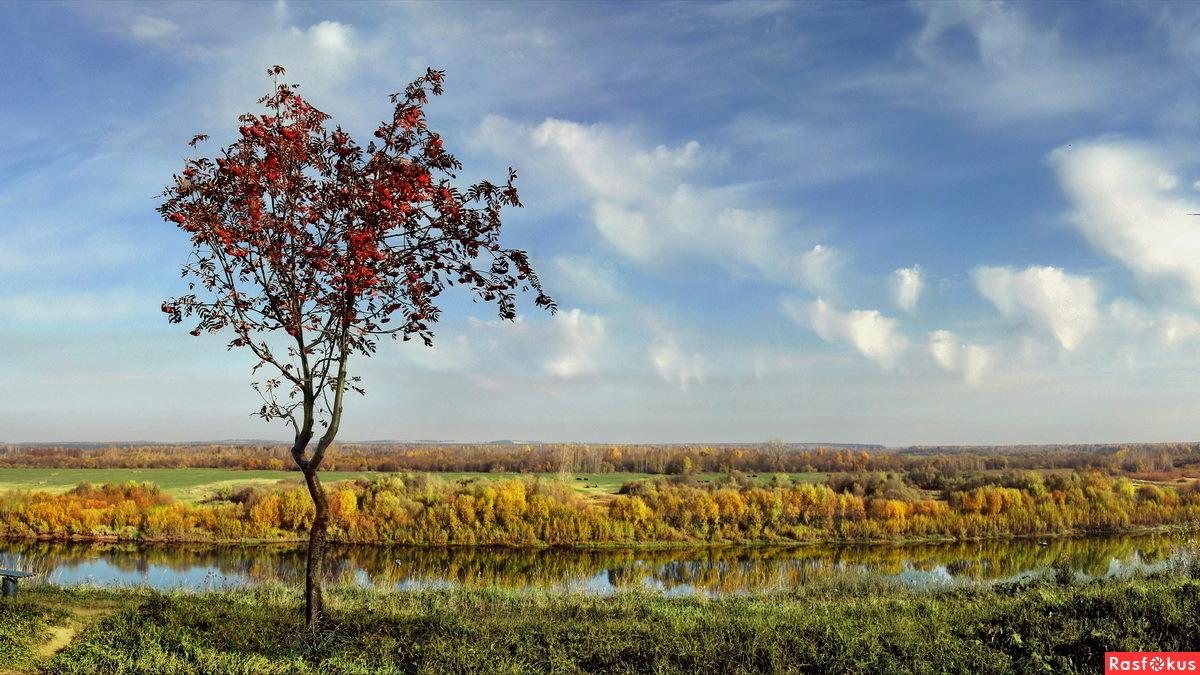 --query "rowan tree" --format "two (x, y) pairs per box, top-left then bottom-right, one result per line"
(160, 65), (553, 628)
